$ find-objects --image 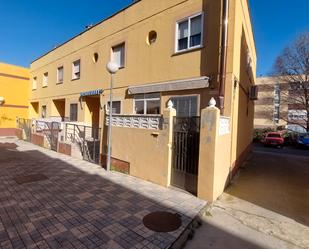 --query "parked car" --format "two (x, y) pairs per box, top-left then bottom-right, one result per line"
(262, 132), (285, 148)
(297, 133), (309, 148)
